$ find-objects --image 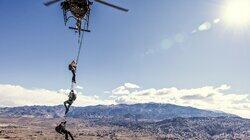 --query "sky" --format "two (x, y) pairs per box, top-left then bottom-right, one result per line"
(0, 0), (250, 118)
